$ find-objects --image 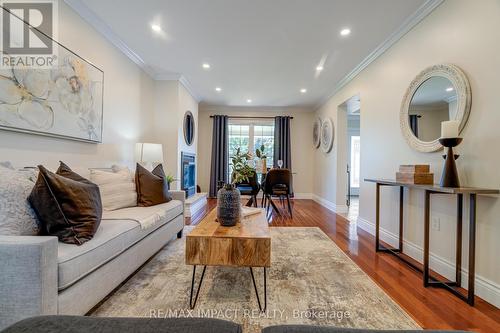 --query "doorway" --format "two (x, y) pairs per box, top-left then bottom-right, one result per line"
(337, 95), (360, 222)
